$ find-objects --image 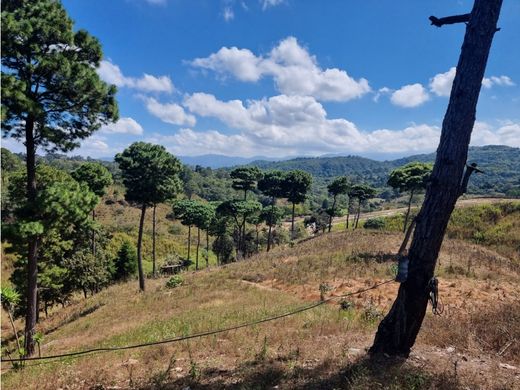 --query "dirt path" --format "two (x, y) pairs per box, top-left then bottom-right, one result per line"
(284, 197), (518, 229)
